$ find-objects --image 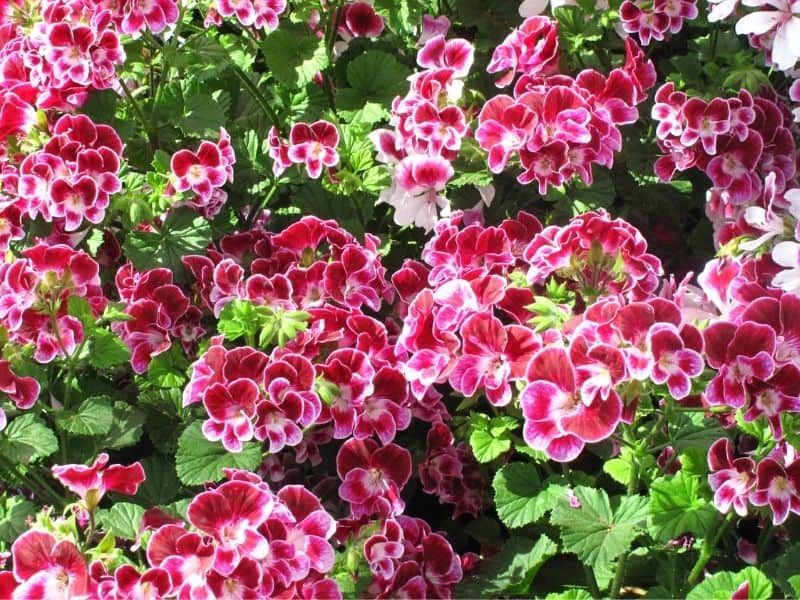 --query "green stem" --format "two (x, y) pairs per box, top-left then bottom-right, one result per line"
(583, 564), (602, 599)
(230, 65), (282, 134)
(325, 0), (346, 60)
(687, 512), (735, 586)
(610, 426), (640, 598)
(0, 454), (63, 507)
(245, 179), (280, 229)
(119, 79), (154, 148)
